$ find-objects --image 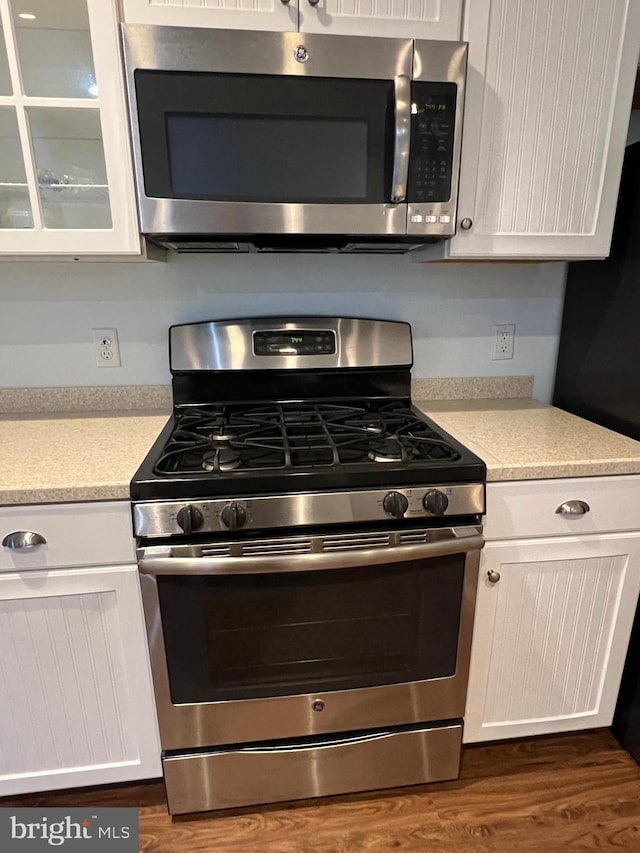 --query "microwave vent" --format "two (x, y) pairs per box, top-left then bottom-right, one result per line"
(160, 240), (248, 253)
(146, 236), (437, 254)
